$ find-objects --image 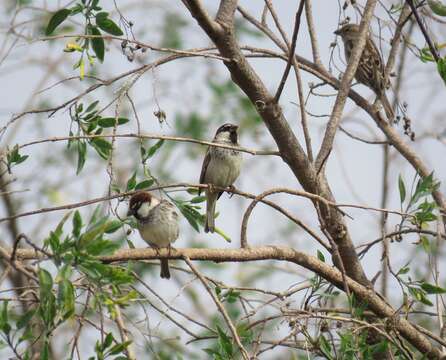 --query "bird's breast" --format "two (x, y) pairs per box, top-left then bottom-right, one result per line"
(137, 216), (179, 248)
(205, 148), (242, 187)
